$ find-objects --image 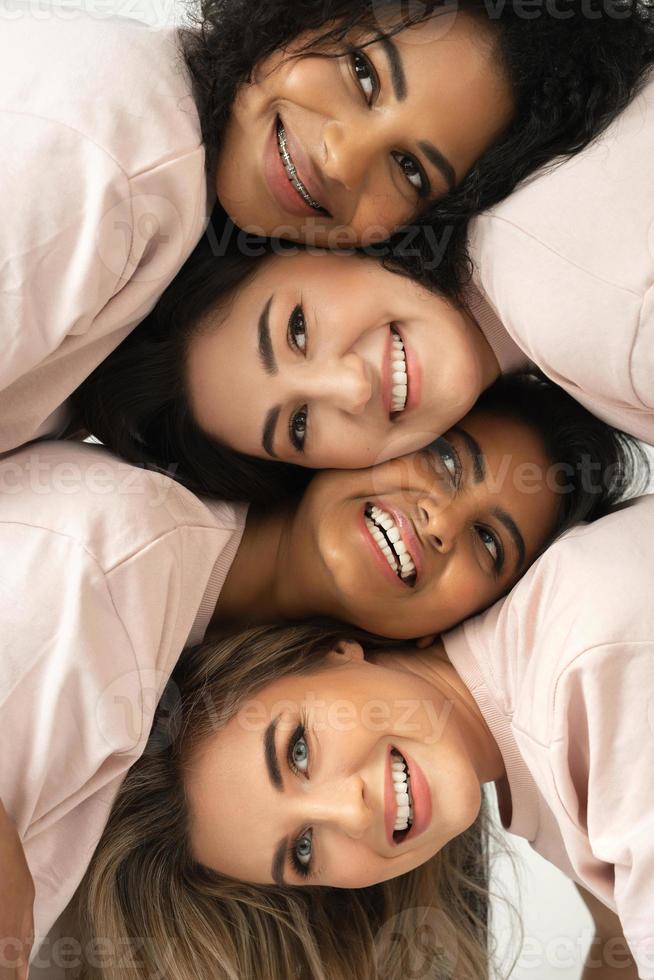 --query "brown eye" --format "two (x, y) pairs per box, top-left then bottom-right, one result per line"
(289, 406), (308, 452)
(351, 50), (378, 104)
(392, 152), (427, 196)
(288, 305), (307, 352)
